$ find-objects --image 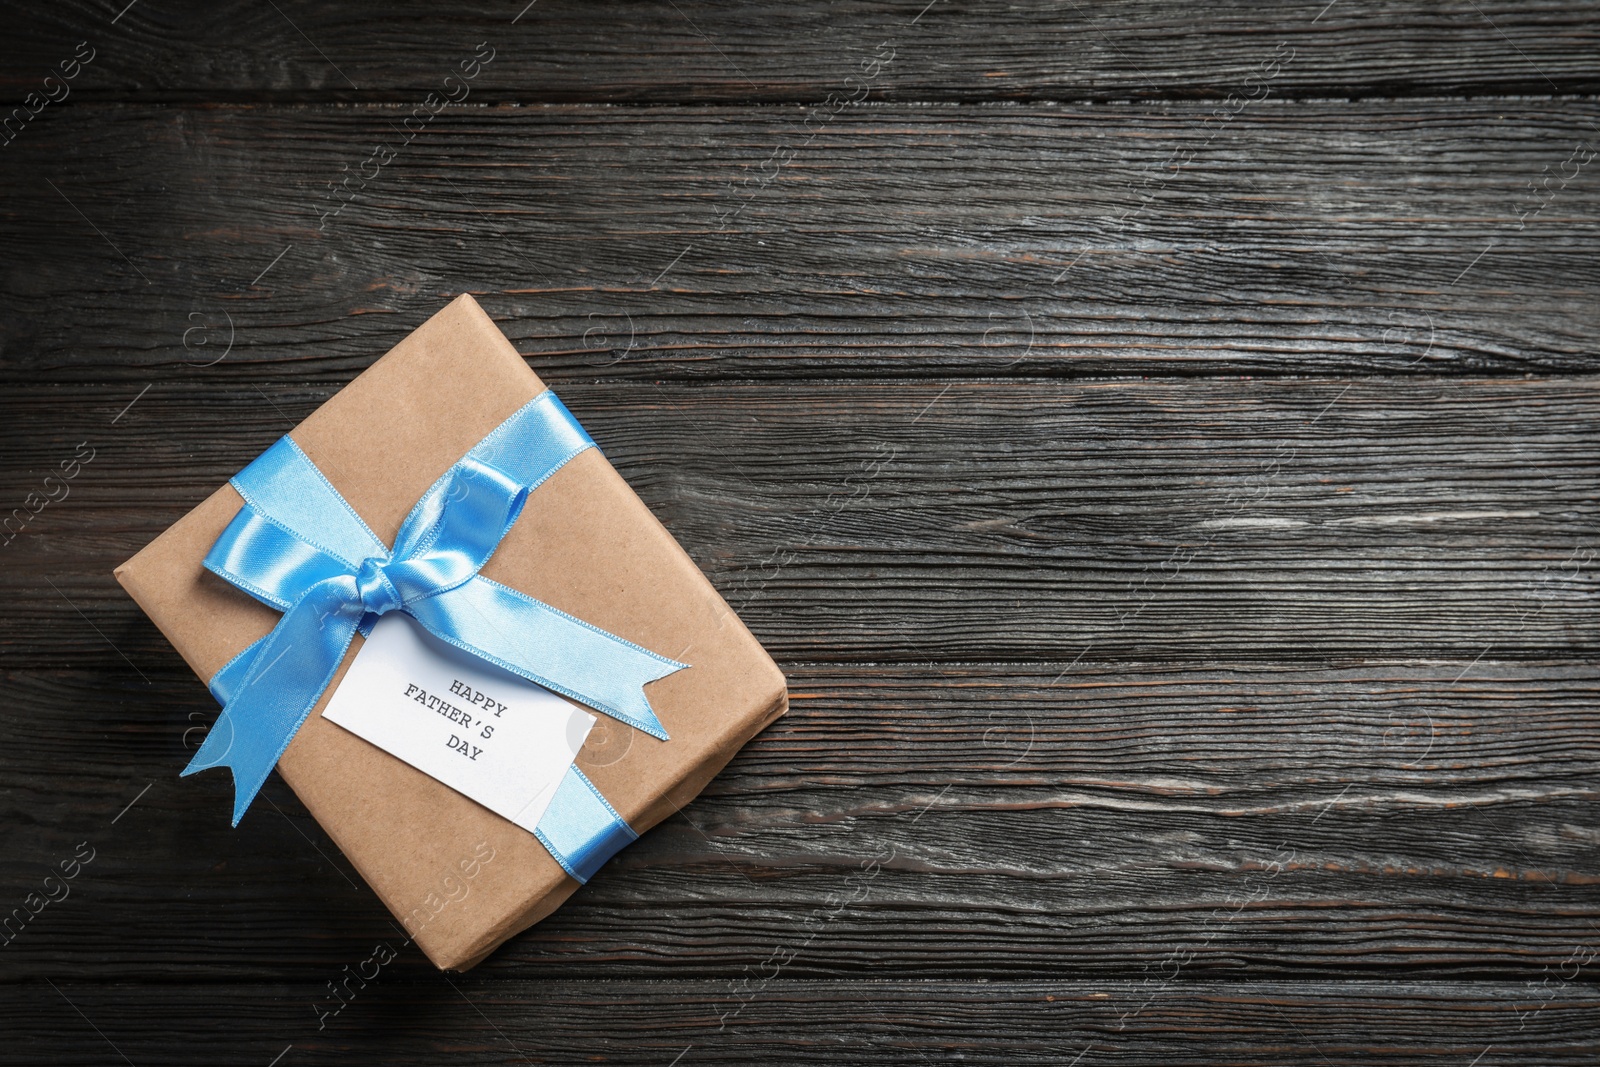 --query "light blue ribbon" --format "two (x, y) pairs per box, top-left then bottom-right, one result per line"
(185, 390), (680, 882)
